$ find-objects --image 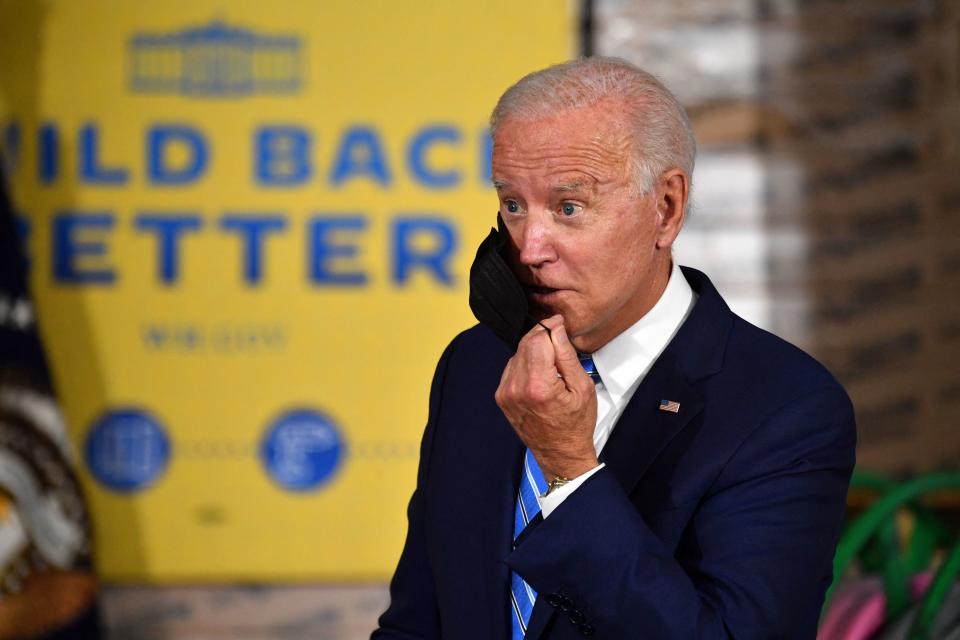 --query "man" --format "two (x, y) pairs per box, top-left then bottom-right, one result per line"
(374, 57), (856, 639)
